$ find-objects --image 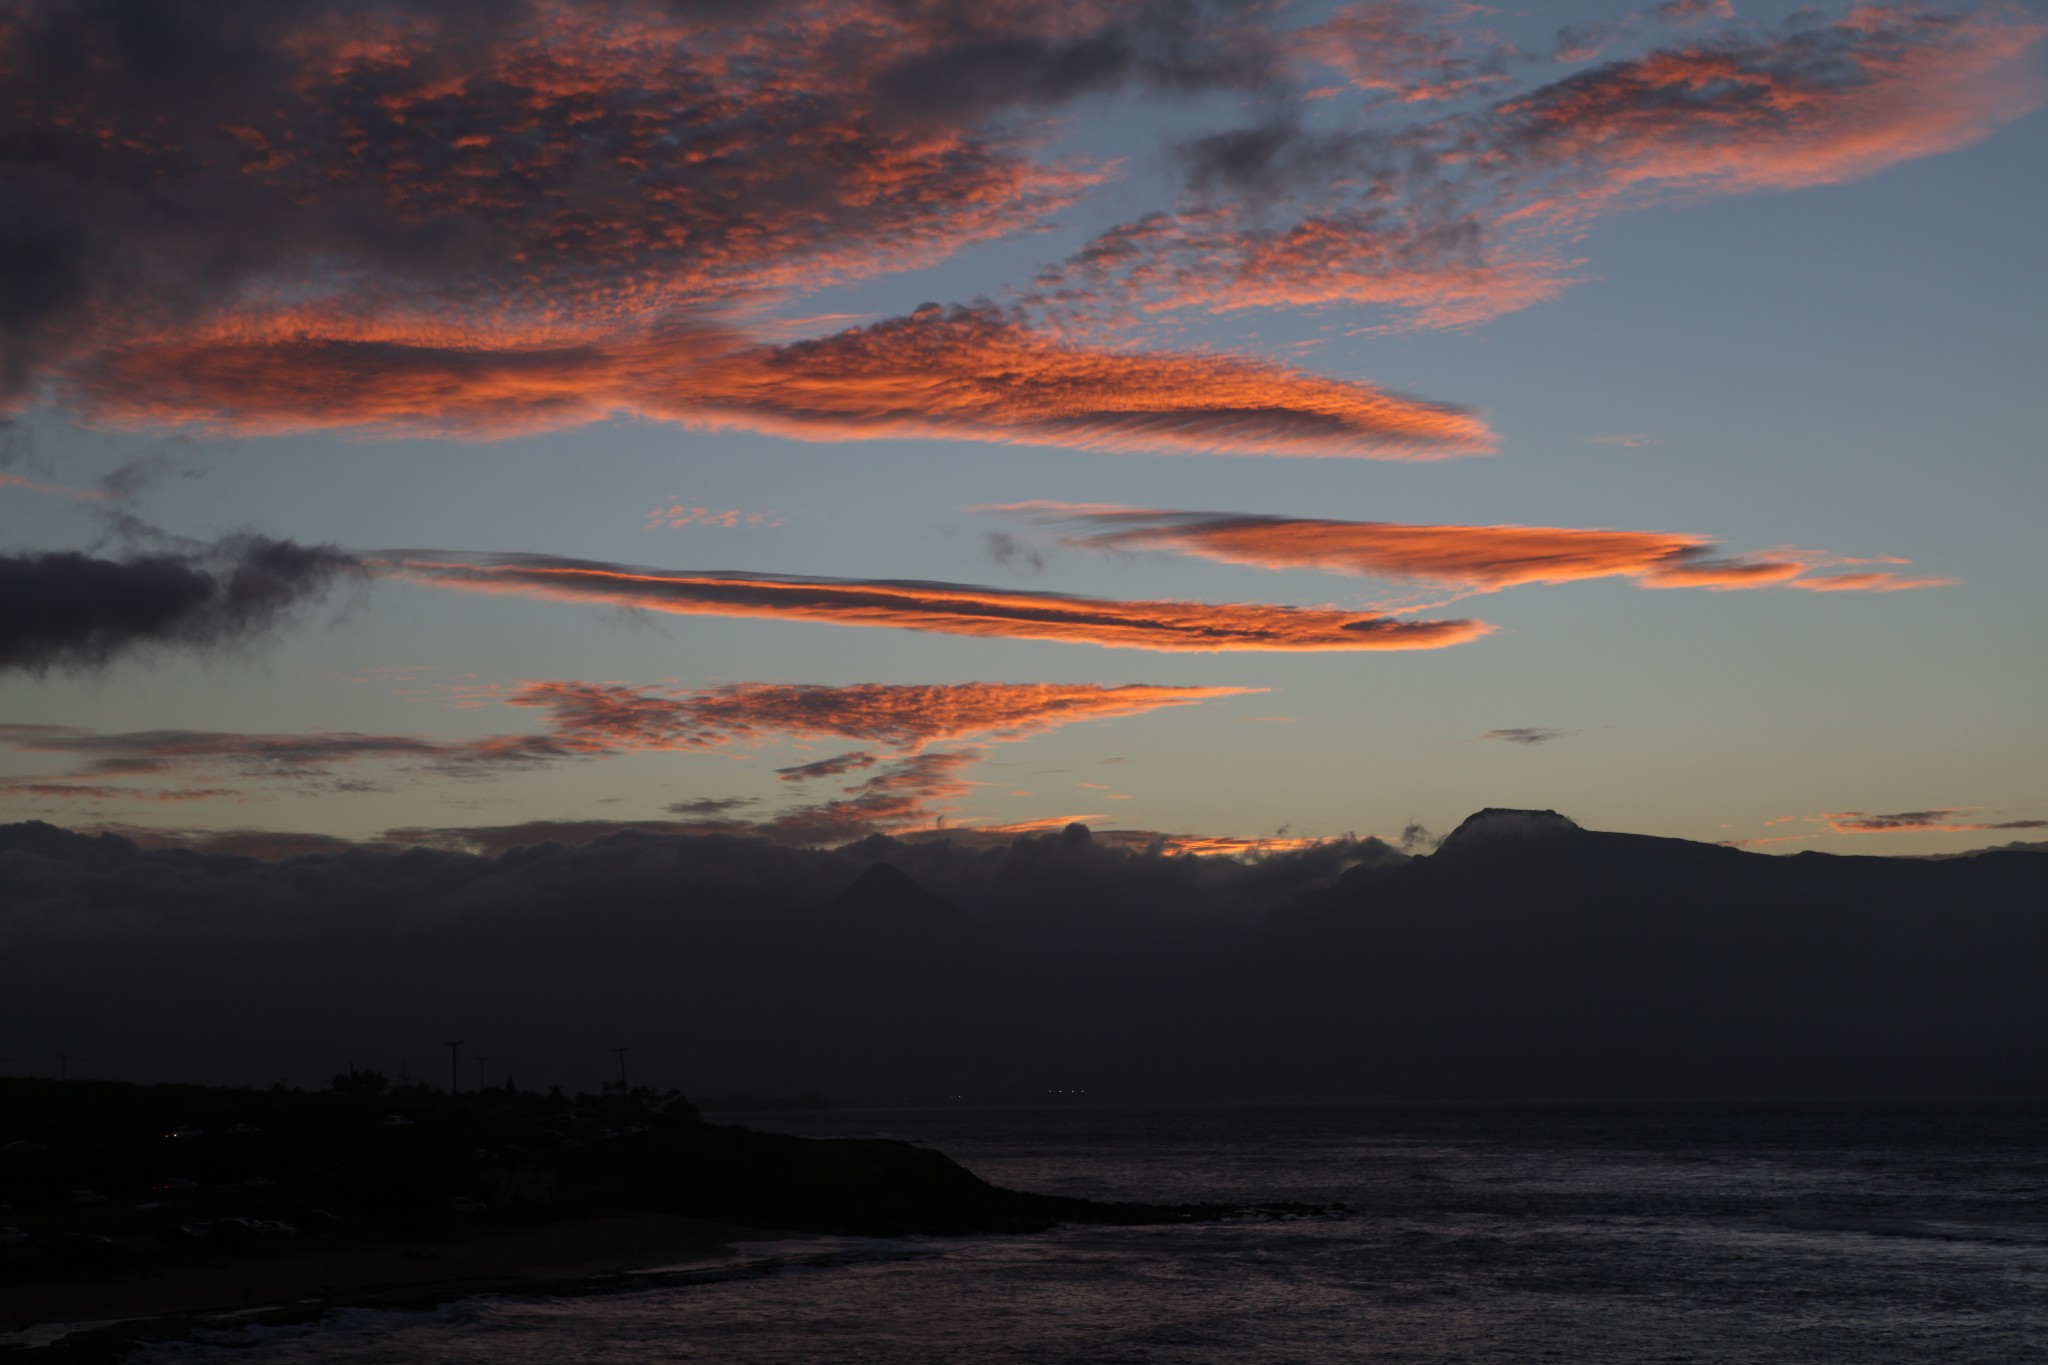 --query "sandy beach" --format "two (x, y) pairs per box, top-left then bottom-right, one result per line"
(0, 1213), (792, 1353)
